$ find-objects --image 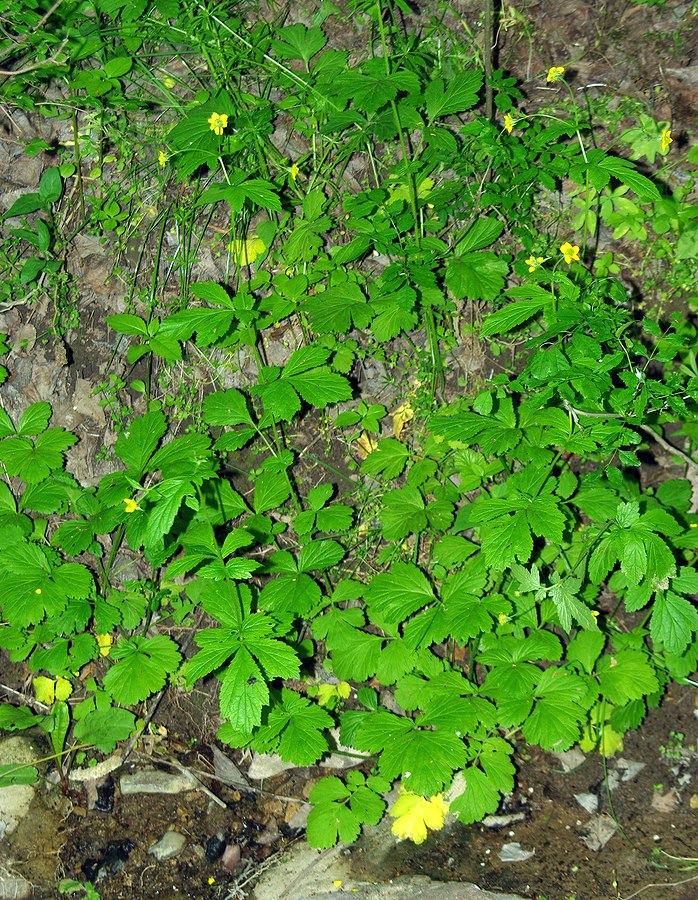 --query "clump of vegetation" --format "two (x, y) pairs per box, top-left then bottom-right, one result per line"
(1, 0), (697, 851)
